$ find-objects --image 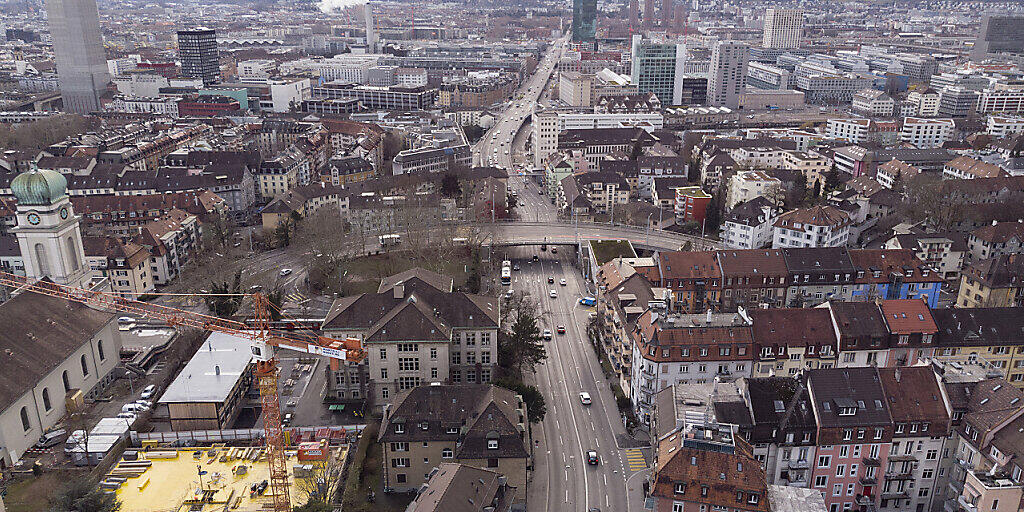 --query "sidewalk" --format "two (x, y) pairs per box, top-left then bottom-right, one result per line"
(523, 371), (548, 512)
